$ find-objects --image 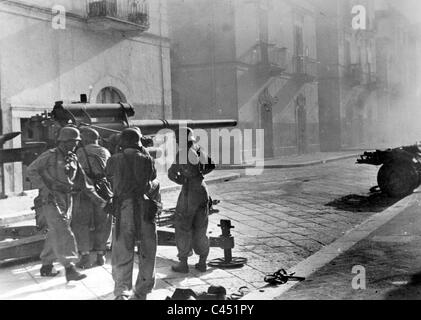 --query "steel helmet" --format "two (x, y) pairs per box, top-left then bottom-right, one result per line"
(80, 127), (100, 142)
(176, 127), (196, 143)
(130, 127), (143, 137)
(57, 126), (82, 142)
(106, 133), (121, 145)
(120, 128), (141, 148)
